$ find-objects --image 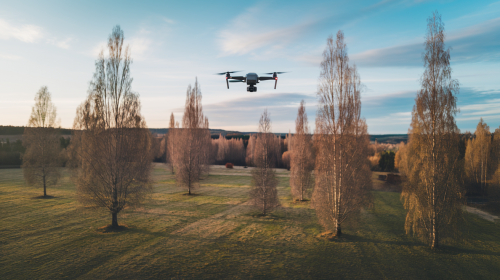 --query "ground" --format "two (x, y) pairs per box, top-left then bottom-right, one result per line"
(1, 164), (500, 279)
